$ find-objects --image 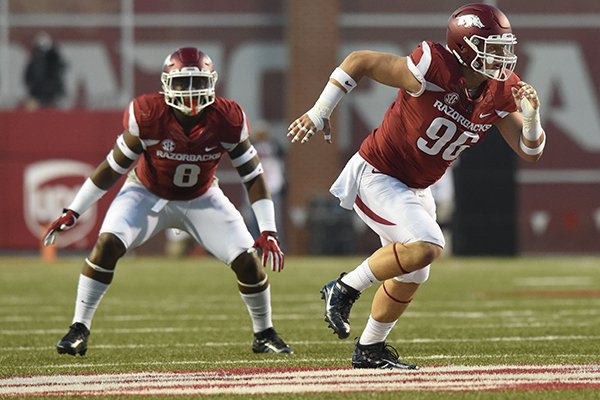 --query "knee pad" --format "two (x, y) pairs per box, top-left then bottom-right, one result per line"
(394, 265), (430, 284)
